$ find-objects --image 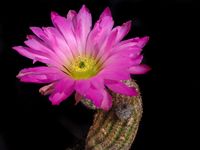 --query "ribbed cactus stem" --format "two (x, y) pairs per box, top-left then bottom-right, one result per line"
(87, 111), (115, 146)
(87, 111), (108, 139)
(85, 79), (143, 150)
